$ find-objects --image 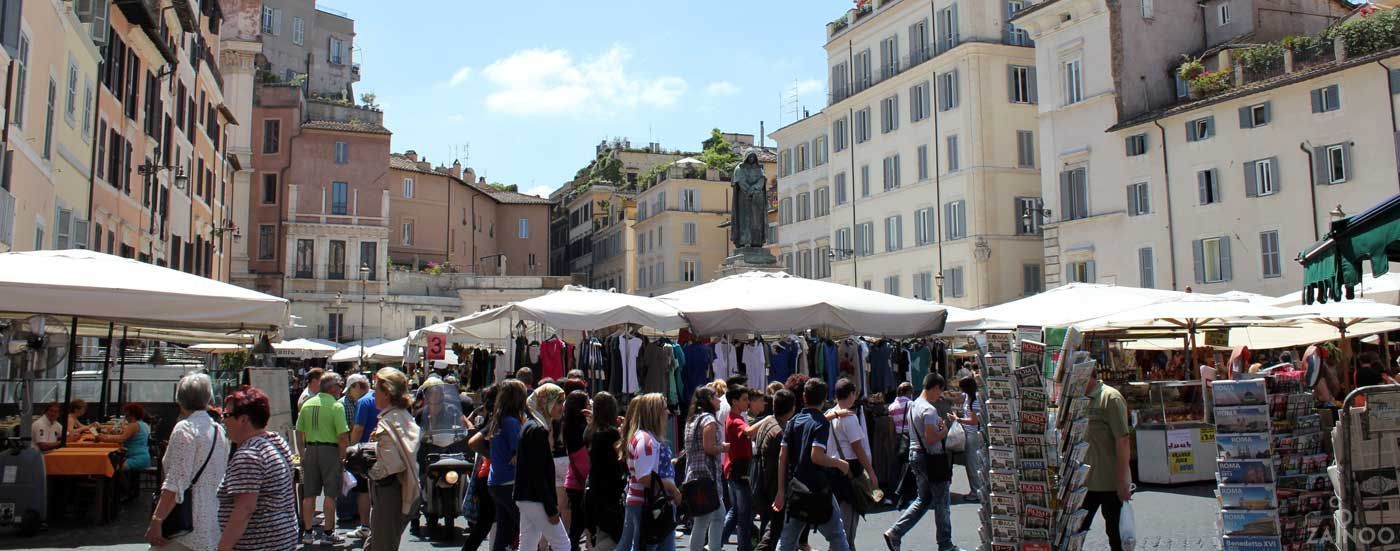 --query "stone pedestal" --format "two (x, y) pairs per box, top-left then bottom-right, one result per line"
(719, 247), (783, 277)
